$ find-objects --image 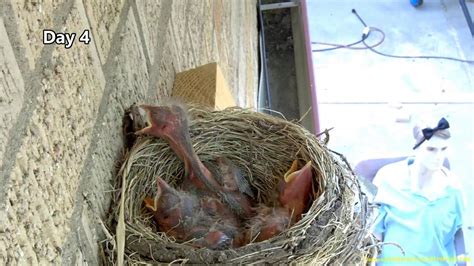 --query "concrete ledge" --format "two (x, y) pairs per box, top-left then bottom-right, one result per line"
(83, 0), (125, 64)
